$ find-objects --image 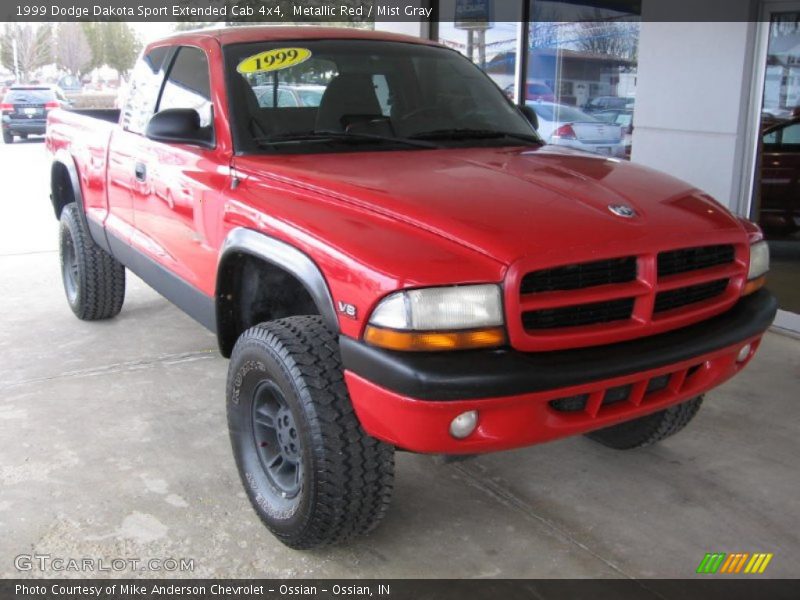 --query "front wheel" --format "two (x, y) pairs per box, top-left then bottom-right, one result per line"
(227, 316), (395, 549)
(3, 130), (13, 144)
(585, 396), (704, 450)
